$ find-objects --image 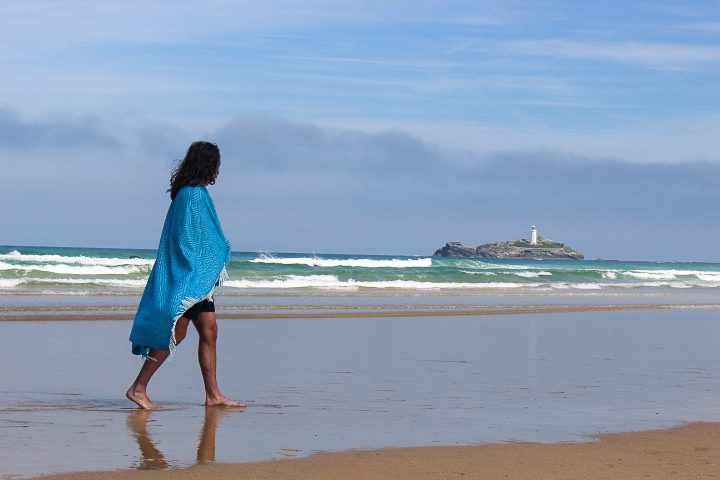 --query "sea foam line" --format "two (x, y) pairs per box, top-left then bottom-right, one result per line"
(502, 271), (553, 278)
(223, 276), (720, 291)
(0, 250), (155, 267)
(3, 275), (719, 290)
(0, 261), (146, 275)
(0, 277), (147, 288)
(224, 276), (536, 290)
(249, 256), (433, 268)
(597, 269), (720, 281)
